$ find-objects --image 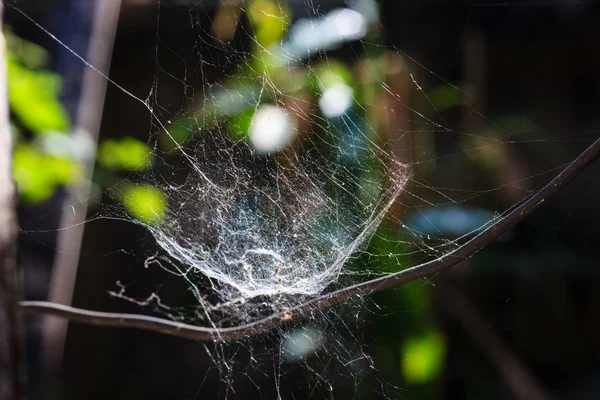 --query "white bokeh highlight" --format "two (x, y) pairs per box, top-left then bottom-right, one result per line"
(249, 105), (297, 153)
(319, 83), (354, 118)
